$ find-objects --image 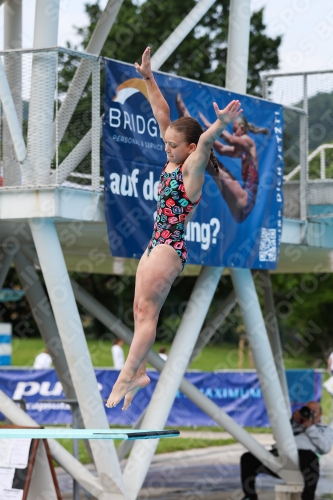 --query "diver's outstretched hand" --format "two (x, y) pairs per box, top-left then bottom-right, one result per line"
(214, 100), (242, 125)
(135, 47), (152, 79)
